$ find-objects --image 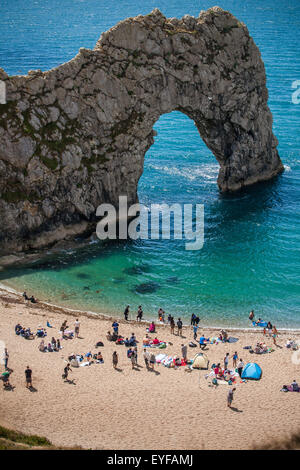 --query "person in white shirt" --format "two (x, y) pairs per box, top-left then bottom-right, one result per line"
(74, 319), (80, 338)
(237, 359), (244, 377)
